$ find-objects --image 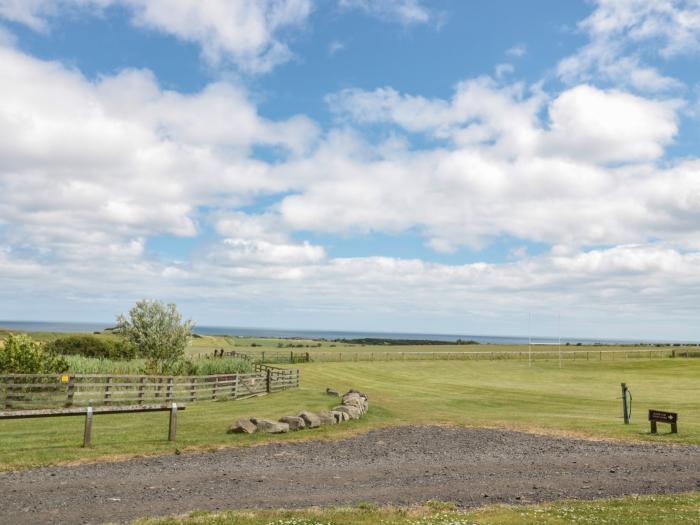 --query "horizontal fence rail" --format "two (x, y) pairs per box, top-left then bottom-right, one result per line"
(0, 367), (299, 410)
(222, 348), (699, 364)
(214, 349), (310, 364)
